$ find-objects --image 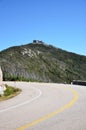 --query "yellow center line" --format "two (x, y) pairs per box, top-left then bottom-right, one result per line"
(17, 87), (79, 130)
